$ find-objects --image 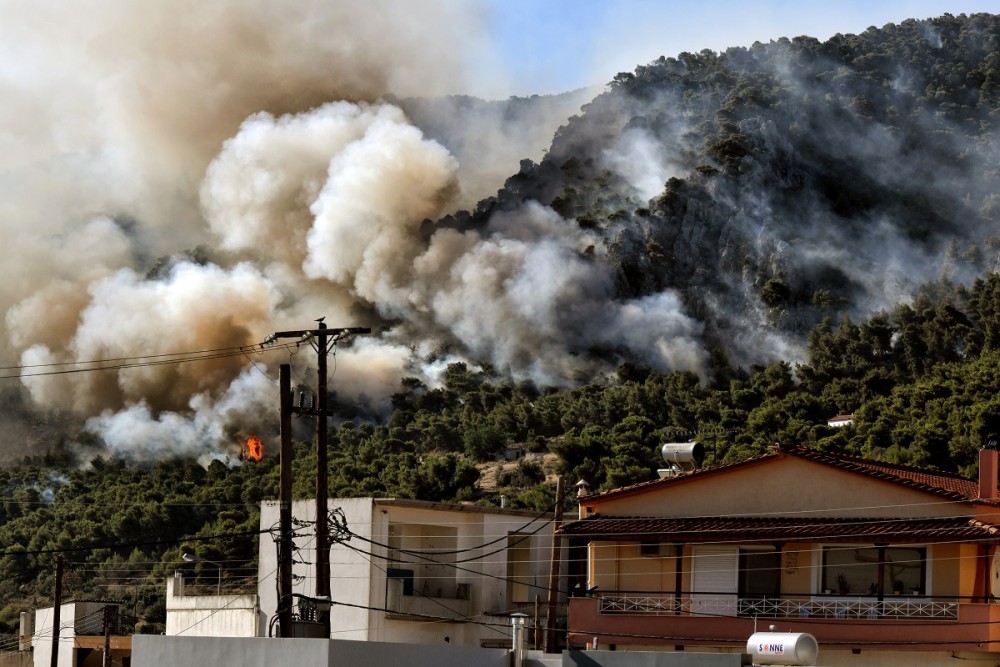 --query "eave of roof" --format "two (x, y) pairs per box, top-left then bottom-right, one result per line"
(372, 497), (551, 517)
(558, 514), (1000, 544)
(260, 497), (550, 518)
